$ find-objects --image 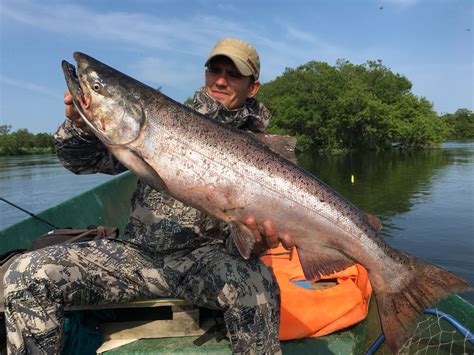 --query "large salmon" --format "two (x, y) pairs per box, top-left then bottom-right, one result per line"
(62, 52), (470, 353)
